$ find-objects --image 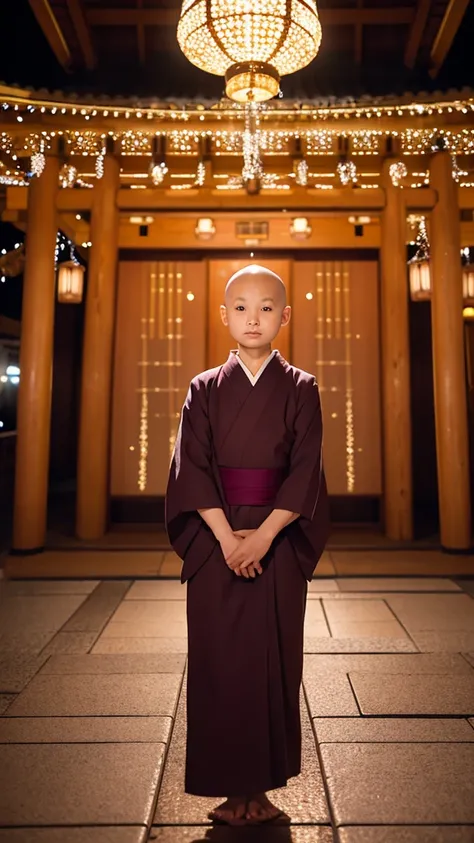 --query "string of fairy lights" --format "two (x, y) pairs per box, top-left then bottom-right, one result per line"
(0, 95), (473, 190)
